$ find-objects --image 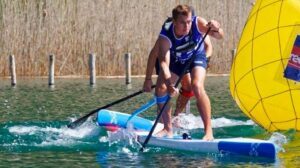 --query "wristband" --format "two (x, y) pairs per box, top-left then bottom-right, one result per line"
(207, 57), (211, 64)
